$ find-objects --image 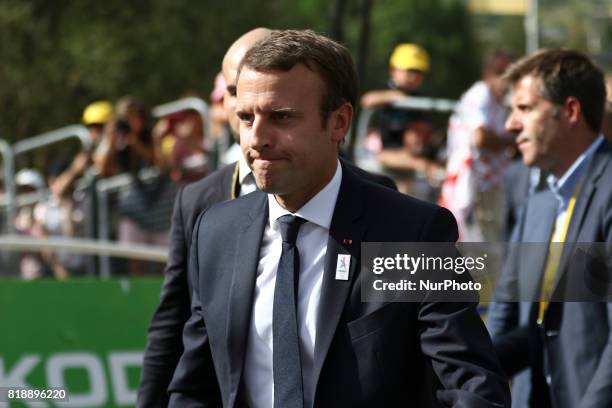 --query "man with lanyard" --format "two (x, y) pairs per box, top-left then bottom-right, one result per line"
(488, 49), (612, 408)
